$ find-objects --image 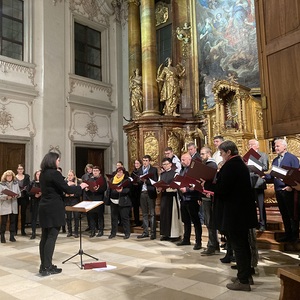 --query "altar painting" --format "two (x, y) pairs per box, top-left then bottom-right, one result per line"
(196, 0), (260, 108)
